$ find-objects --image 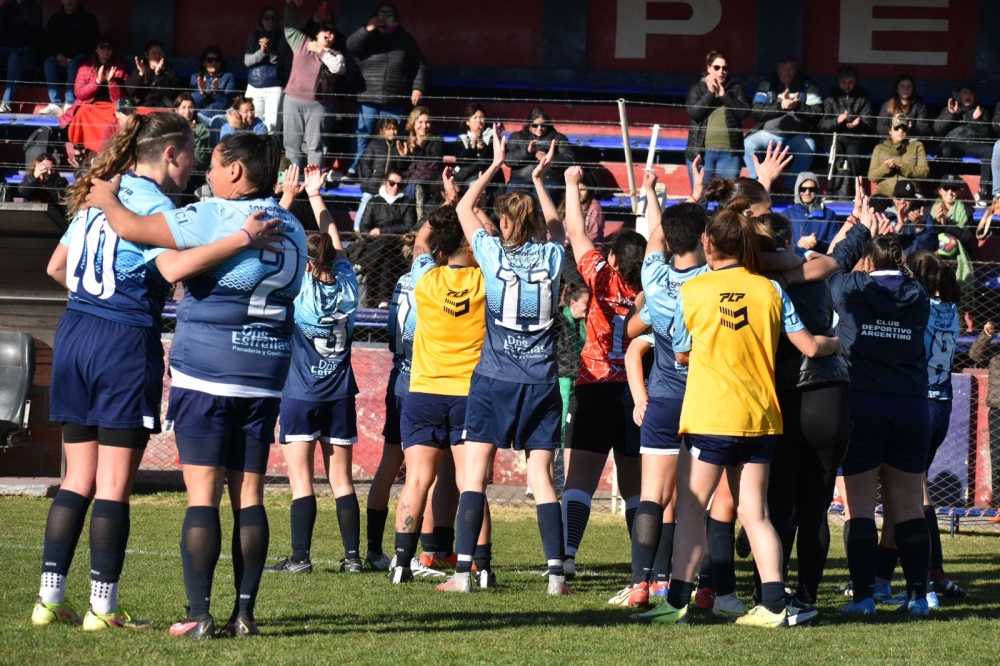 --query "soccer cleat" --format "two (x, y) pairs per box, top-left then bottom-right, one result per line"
(649, 581), (670, 598)
(630, 601), (690, 625)
(712, 592), (747, 619)
(694, 586), (716, 610)
(873, 584), (906, 606)
(411, 557), (447, 578)
(838, 597), (877, 615)
(227, 612), (259, 637)
(388, 565), (414, 584)
(607, 582), (650, 608)
(931, 570), (965, 597)
(31, 598), (82, 626)
(562, 557), (576, 581)
(264, 557), (313, 574)
(436, 573), (472, 593)
(82, 605), (151, 631)
(419, 551), (458, 570)
(169, 613), (215, 638)
(364, 552), (392, 572)
(907, 598), (930, 618)
(548, 574), (573, 596)
(785, 596), (818, 627)
(476, 570), (498, 589)
(339, 557), (364, 573)
(734, 604), (787, 628)
(735, 526), (752, 559)
(925, 591), (940, 609)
